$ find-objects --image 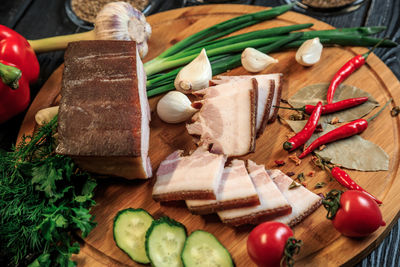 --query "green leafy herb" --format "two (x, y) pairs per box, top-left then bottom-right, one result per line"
(288, 181), (301, 190)
(0, 116), (97, 266)
(315, 182), (327, 189)
(296, 173), (305, 183)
